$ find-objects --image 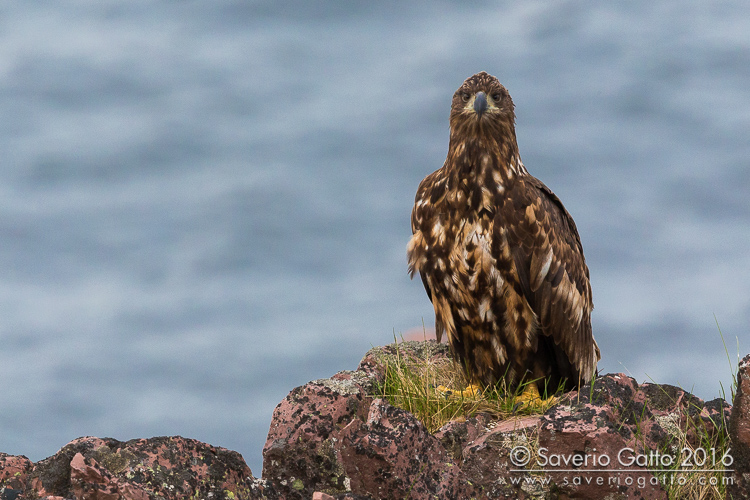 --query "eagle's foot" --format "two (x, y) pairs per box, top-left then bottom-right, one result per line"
(514, 383), (558, 412)
(436, 383), (480, 399)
